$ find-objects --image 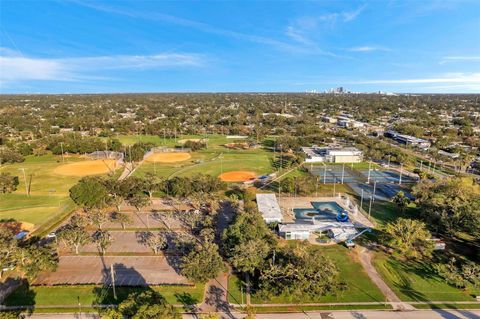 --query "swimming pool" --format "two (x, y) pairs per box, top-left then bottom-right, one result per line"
(294, 201), (344, 219)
